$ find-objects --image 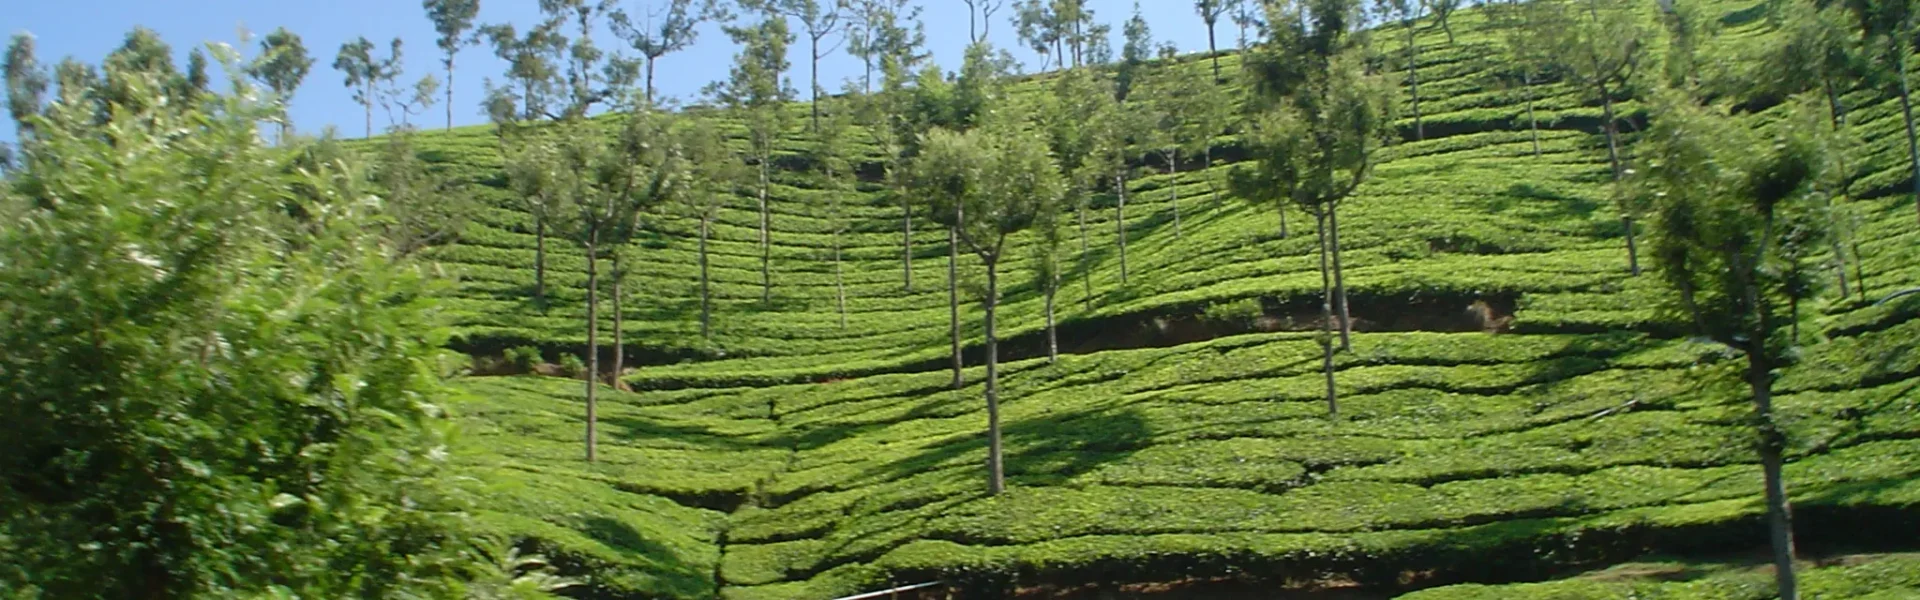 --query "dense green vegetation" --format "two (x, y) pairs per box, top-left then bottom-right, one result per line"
(410, 0), (1920, 597)
(8, 0), (1920, 597)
